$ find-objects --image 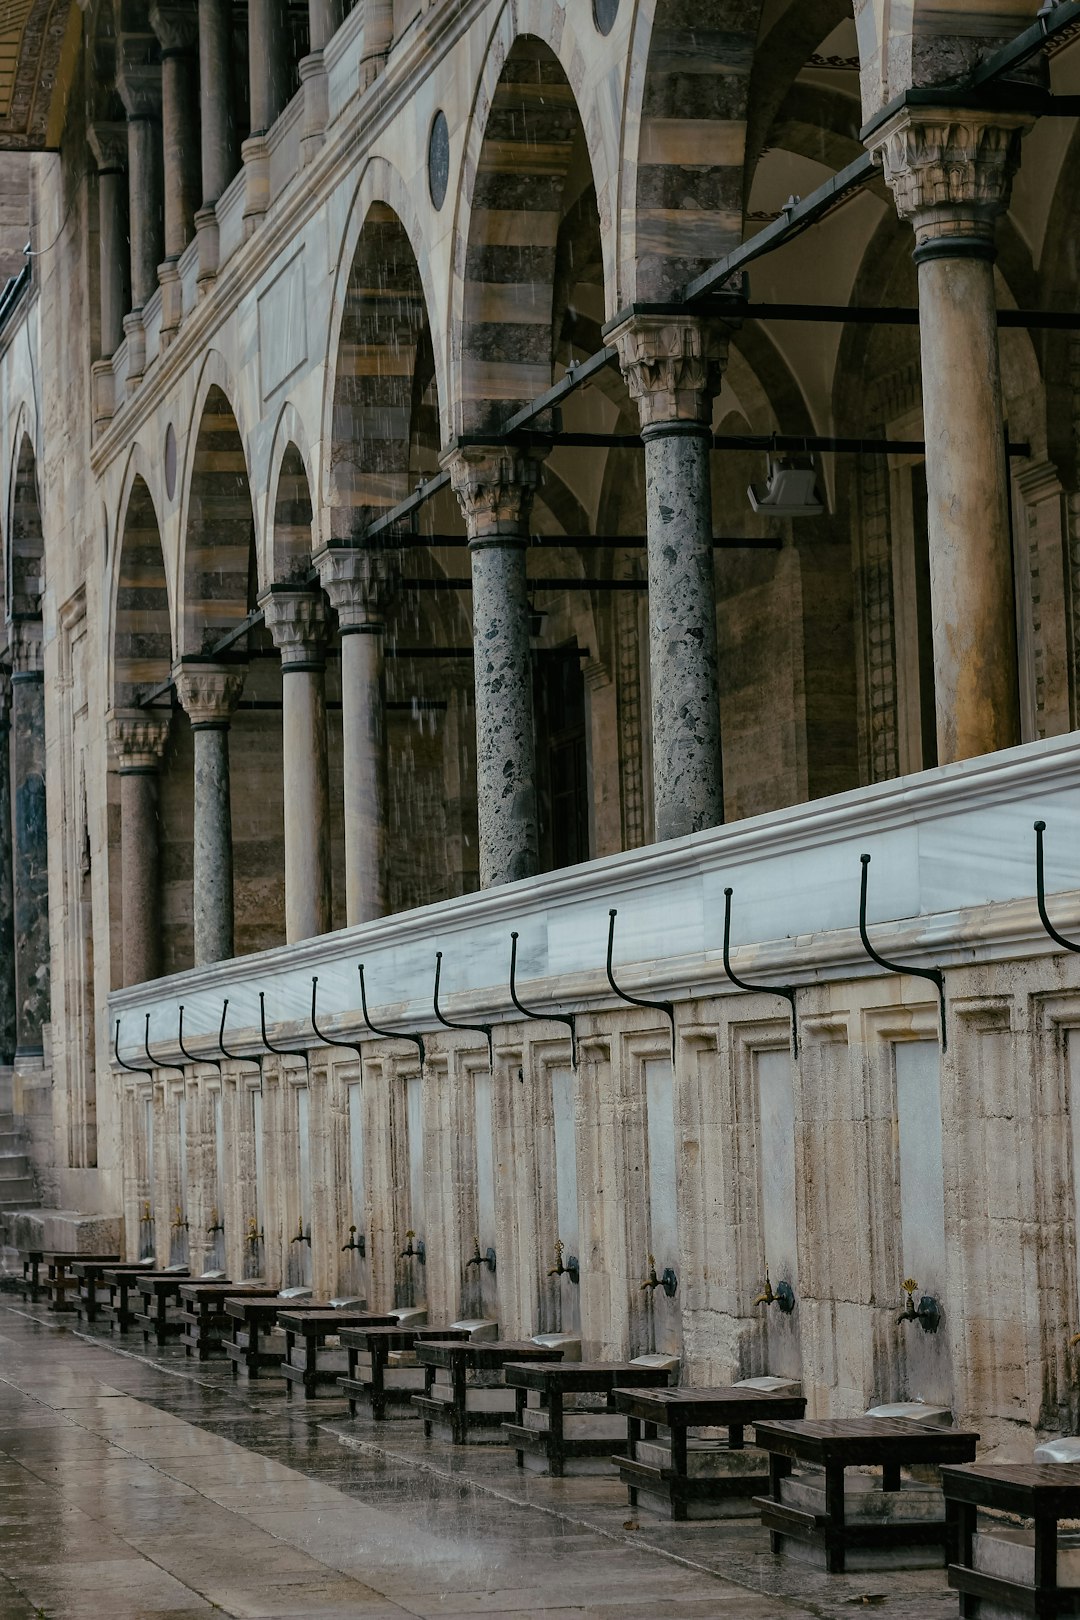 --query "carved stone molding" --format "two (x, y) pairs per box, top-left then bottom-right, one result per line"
(258, 587), (329, 668)
(108, 712), (171, 772)
(9, 620), (42, 675)
(868, 108), (1032, 245)
(441, 445), (545, 542)
(88, 120), (128, 173)
(610, 315), (732, 430)
(116, 63), (163, 121)
(0, 664), (10, 723)
(314, 546), (397, 631)
(149, 0), (198, 54)
(174, 664), (245, 727)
